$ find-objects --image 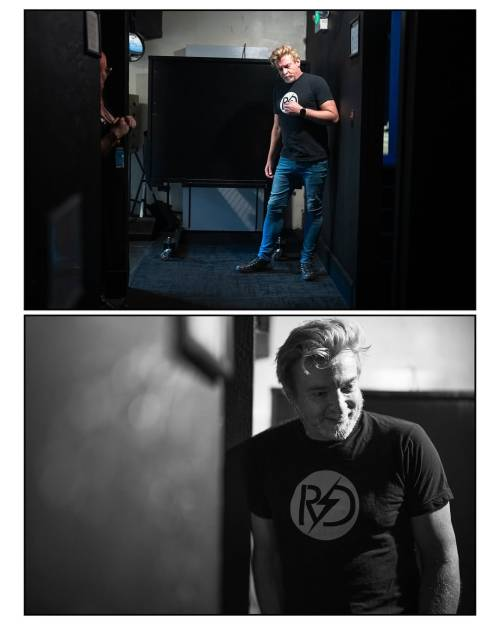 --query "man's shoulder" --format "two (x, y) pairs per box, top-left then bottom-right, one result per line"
(364, 410), (423, 439)
(302, 72), (329, 86)
(249, 417), (301, 449)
